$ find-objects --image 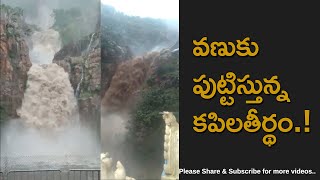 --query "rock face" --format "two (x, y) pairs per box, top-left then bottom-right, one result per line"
(101, 49), (178, 112)
(101, 56), (150, 112)
(0, 5), (32, 120)
(52, 31), (101, 130)
(53, 33), (100, 93)
(101, 28), (132, 100)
